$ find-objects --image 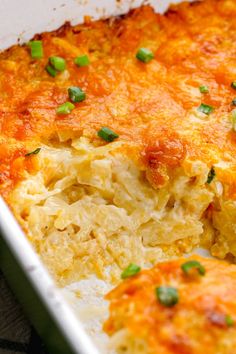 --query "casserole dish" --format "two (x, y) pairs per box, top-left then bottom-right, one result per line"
(1, 0), (236, 353)
(0, 2), (188, 353)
